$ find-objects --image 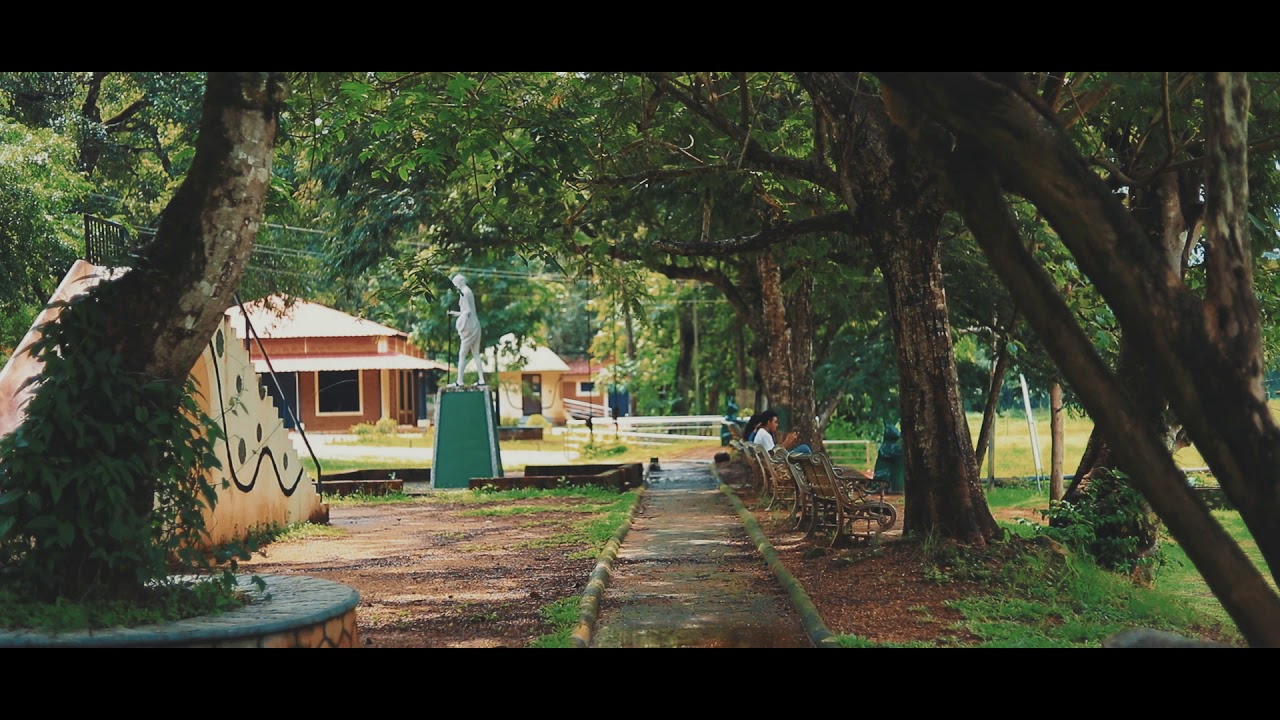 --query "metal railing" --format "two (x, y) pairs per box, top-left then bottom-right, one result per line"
(84, 214), (152, 267)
